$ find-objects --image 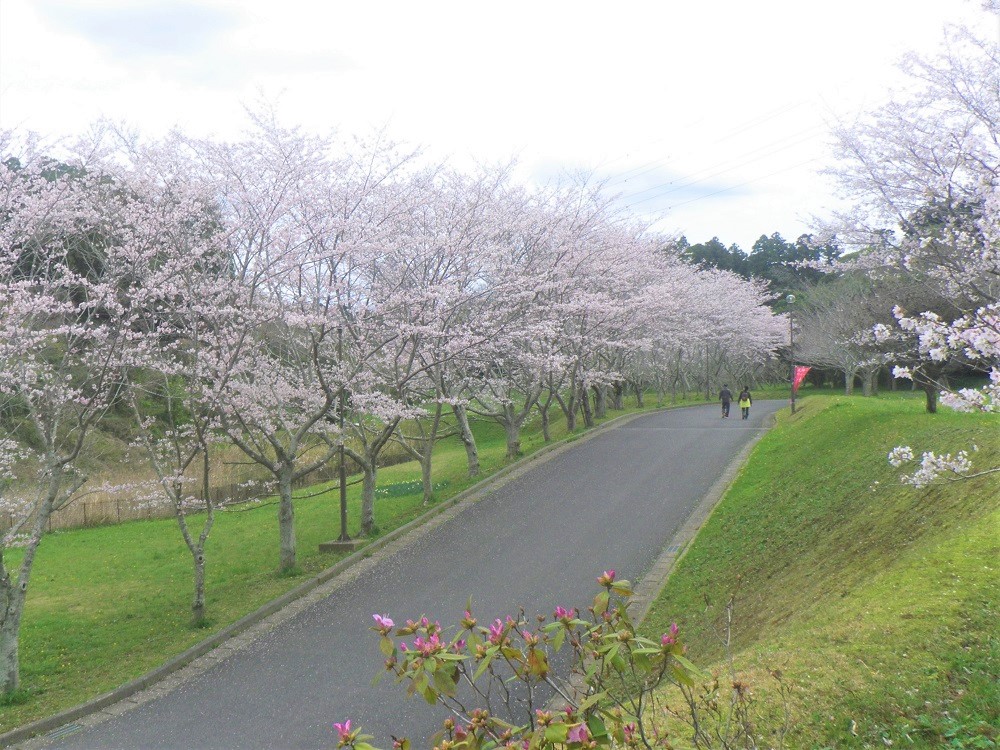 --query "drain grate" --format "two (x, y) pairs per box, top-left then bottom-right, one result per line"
(46, 722), (83, 740)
